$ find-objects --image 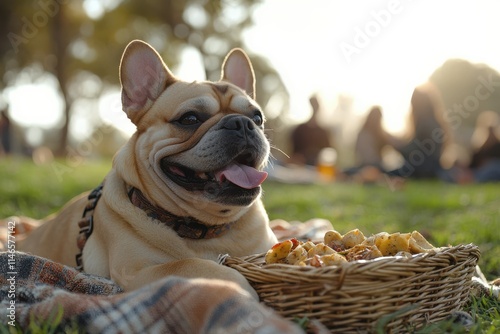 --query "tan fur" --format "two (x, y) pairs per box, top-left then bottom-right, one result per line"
(15, 40), (277, 300)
